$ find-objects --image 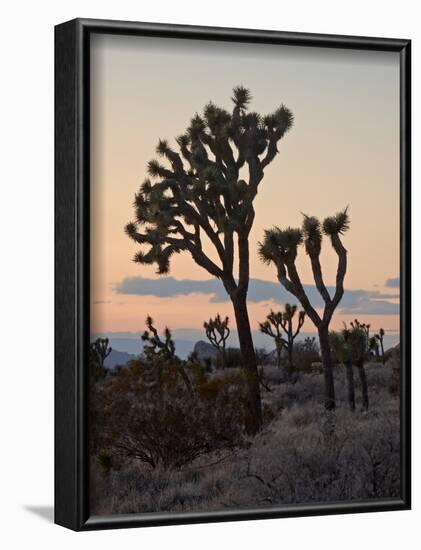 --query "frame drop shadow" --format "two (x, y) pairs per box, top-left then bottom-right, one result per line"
(24, 505), (54, 523)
